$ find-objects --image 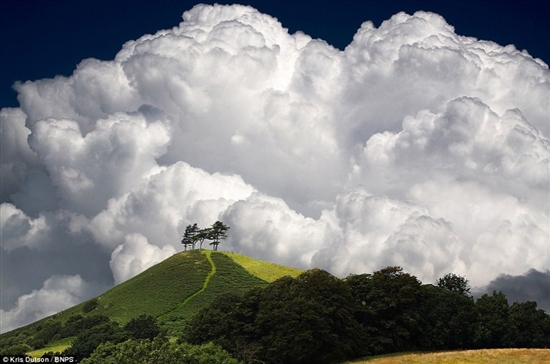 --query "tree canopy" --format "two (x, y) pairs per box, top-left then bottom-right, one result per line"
(187, 267), (550, 363)
(181, 221), (230, 251)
